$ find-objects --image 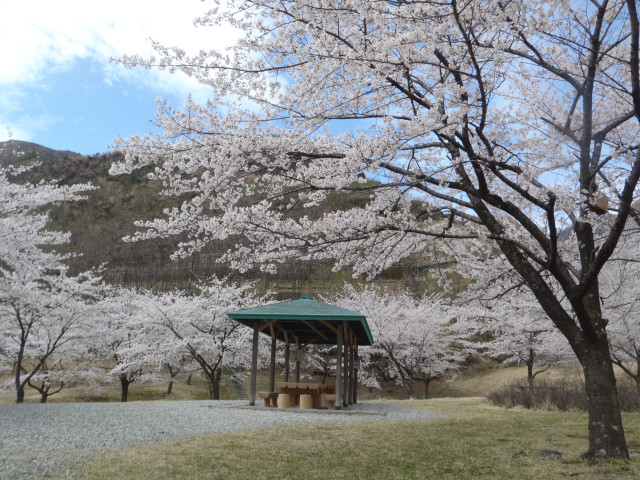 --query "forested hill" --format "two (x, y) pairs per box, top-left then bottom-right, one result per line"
(0, 140), (444, 298)
(0, 140), (84, 167)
